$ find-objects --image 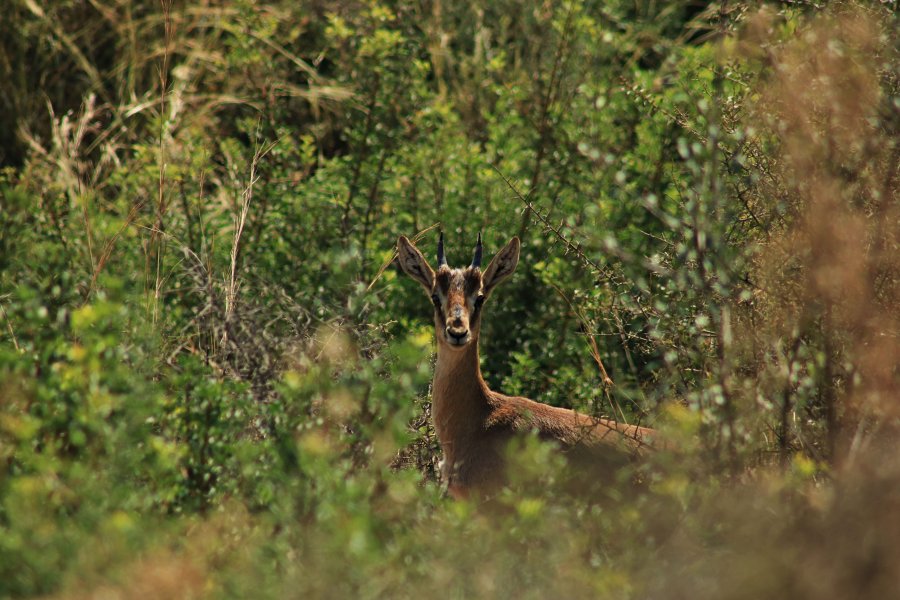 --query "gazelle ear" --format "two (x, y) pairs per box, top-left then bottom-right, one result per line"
(482, 237), (520, 296)
(397, 236), (435, 292)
